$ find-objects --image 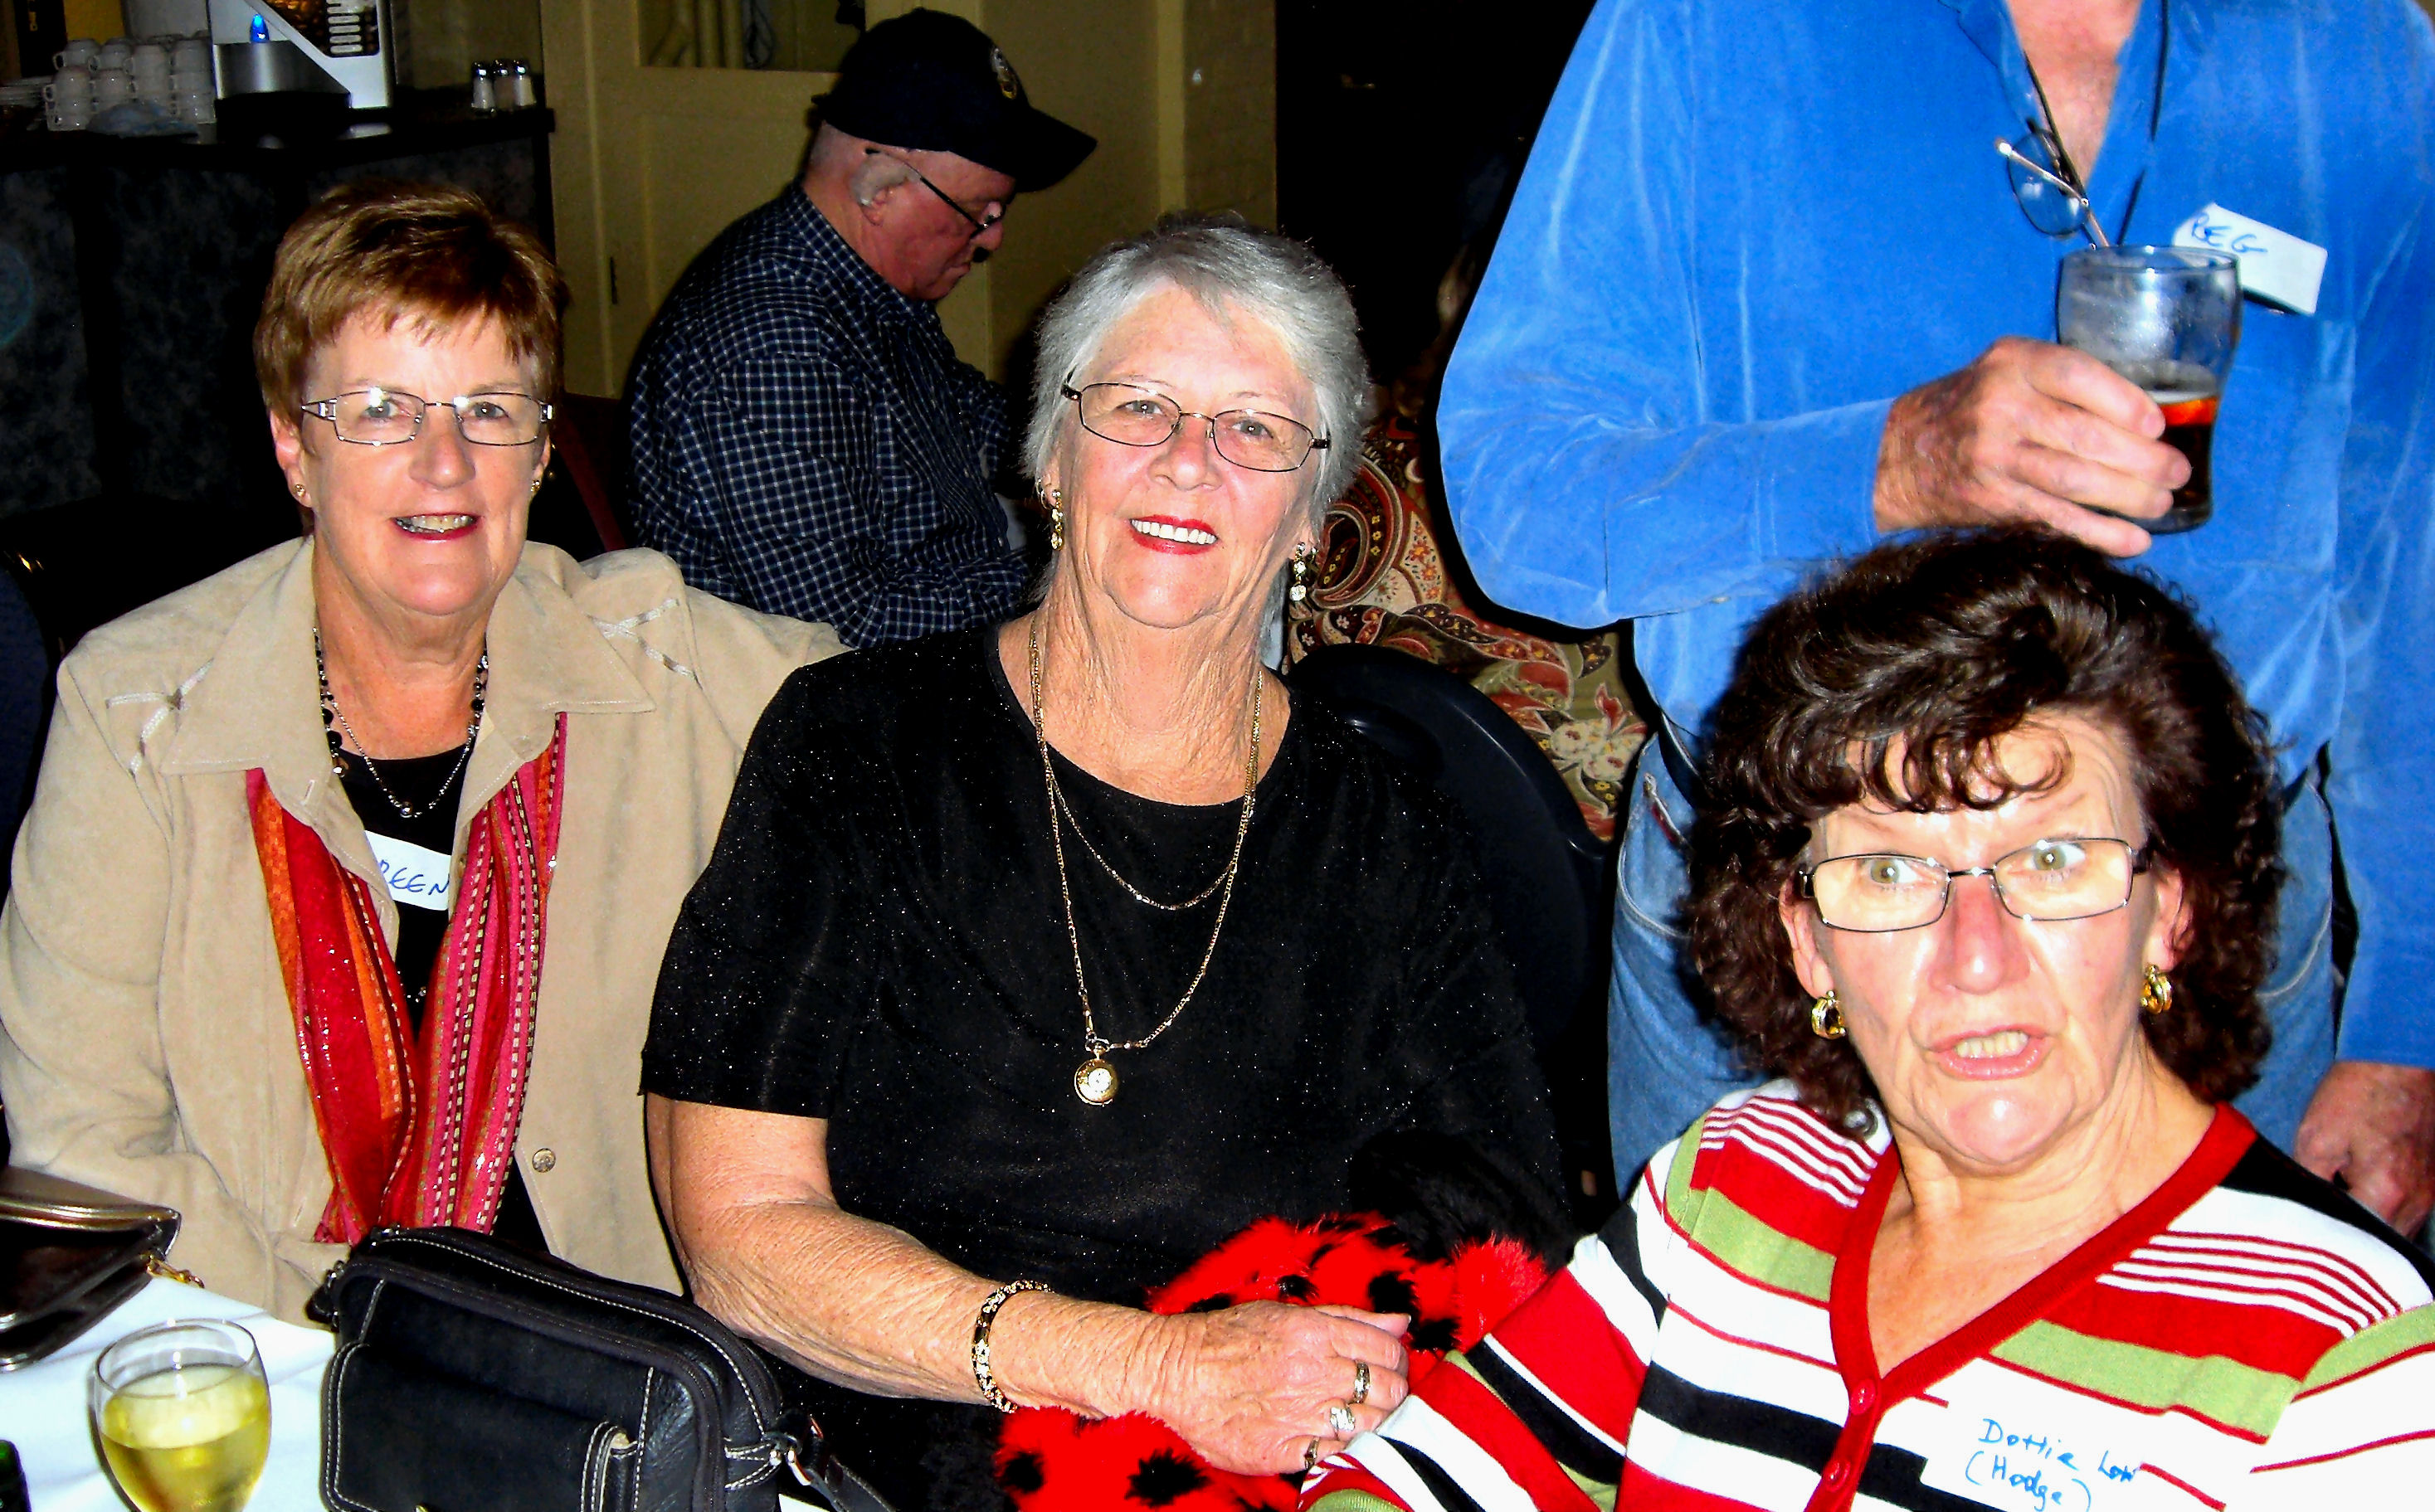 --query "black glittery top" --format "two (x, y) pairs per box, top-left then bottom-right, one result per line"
(642, 625), (1560, 1509)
